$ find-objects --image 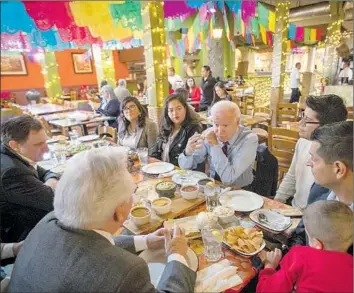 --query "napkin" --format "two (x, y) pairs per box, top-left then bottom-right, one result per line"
(261, 210), (291, 230)
(195, 259), (243, 293)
